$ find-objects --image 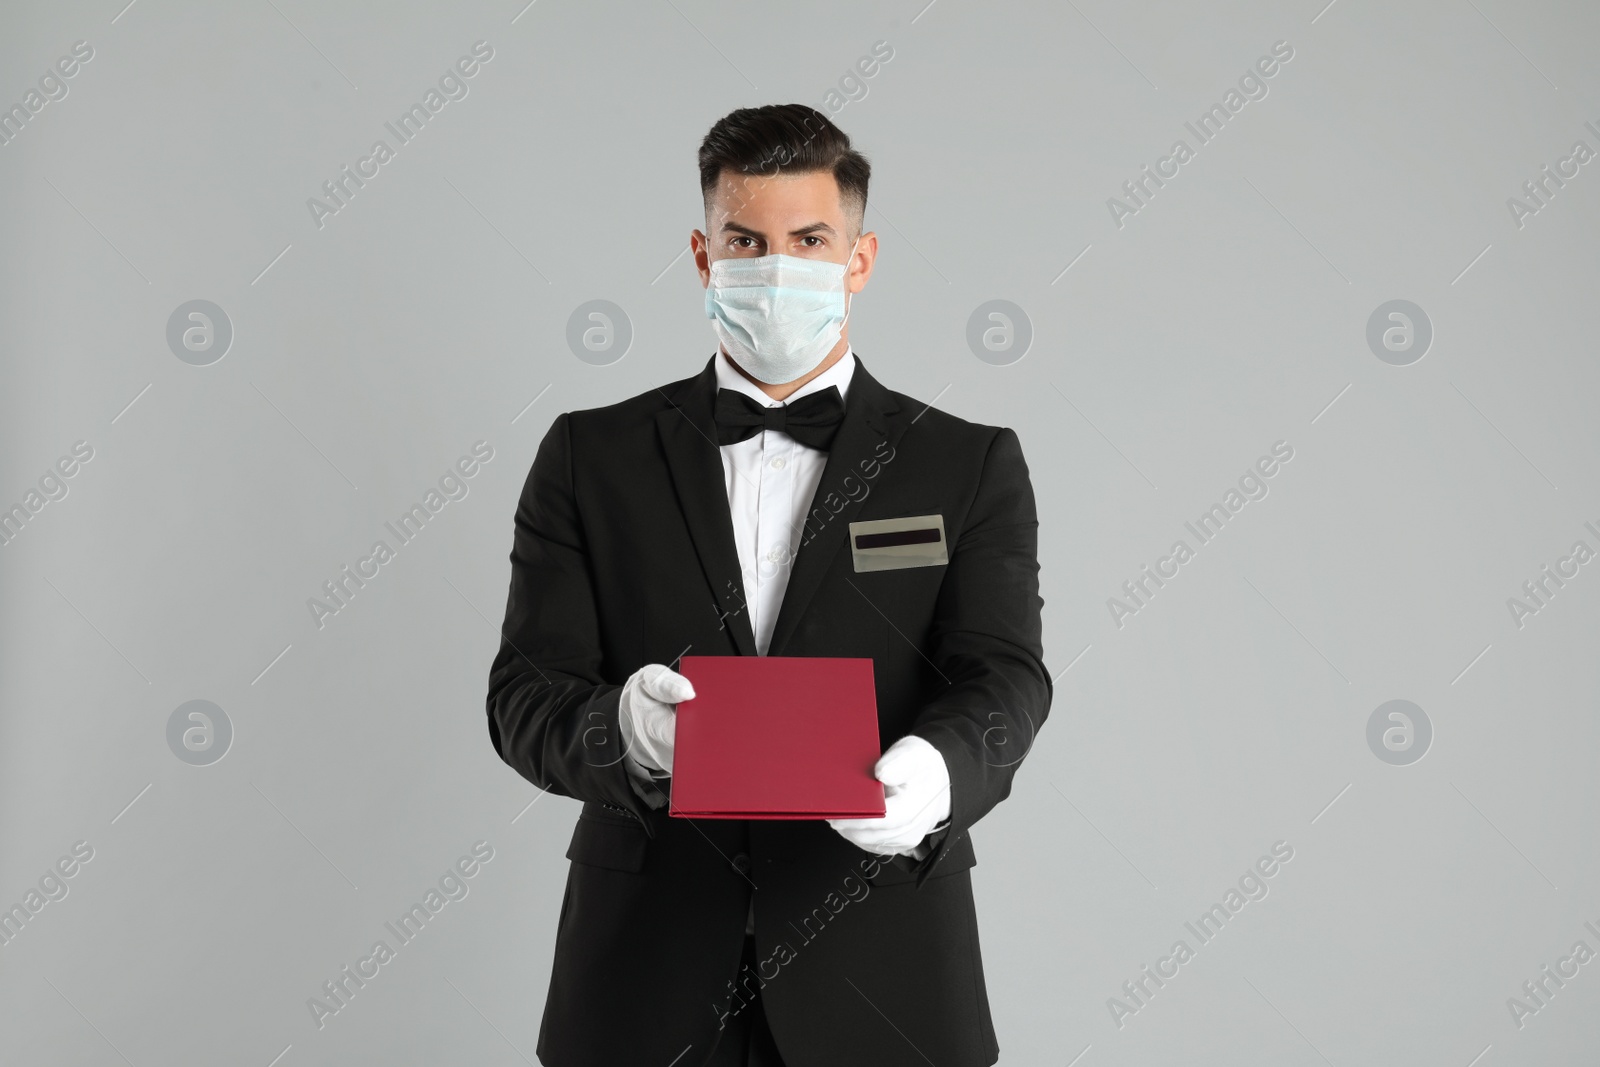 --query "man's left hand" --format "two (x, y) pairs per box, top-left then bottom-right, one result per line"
(827, 735), (950, 857)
